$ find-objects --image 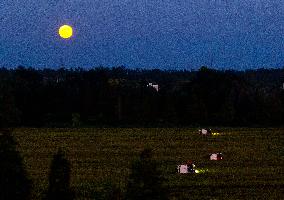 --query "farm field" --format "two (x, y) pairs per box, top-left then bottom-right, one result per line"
(12, 128), (284, 200)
